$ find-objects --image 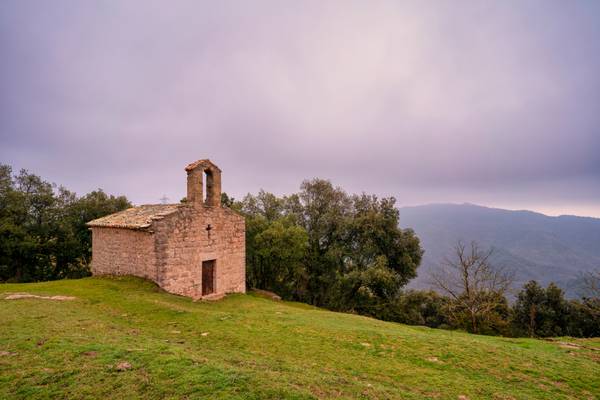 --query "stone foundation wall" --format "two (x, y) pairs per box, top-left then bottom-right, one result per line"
(90, 227), (157, 280)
